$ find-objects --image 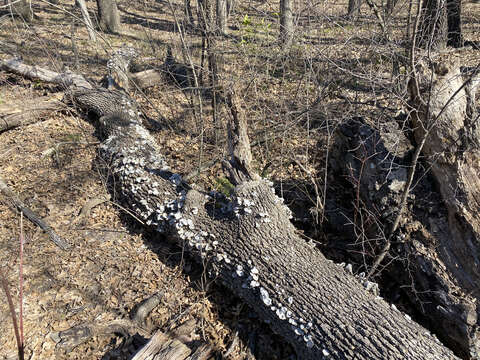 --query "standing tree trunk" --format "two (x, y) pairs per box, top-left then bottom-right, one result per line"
(446, 0), (463, 47)
(216, 0), (228, 34)
(385, 0), (398, 17)
(10, 0), (33, 22)
(96, 0), (121, 33)
(418, 0), (448, 50)
(347, 0), (362, 18)
(280, 0), (293, 49)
